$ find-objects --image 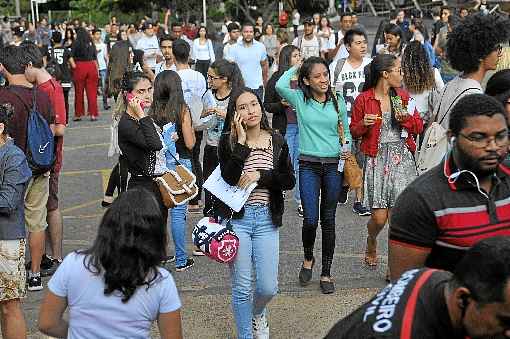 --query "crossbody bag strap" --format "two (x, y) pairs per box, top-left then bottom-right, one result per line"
(437, 87), (480, 125)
